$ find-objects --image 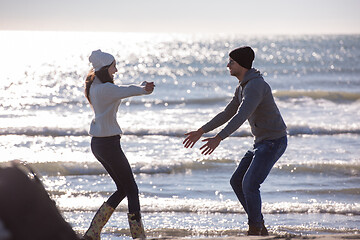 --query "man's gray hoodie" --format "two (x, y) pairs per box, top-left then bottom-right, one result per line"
(201, 68), (287, 143)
